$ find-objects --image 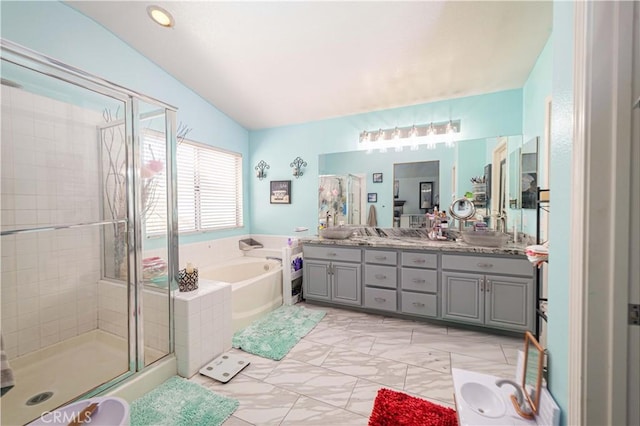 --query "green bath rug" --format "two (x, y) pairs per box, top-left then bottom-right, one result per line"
(130, 376), (238, 426)
(232, 305), (326, 360)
